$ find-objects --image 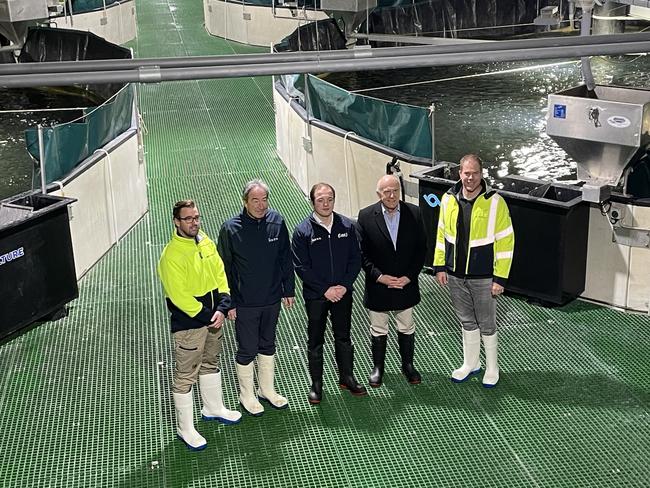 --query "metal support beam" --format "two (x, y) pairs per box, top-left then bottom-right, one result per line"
(0, 32), (648, 76)
(0, 38), (649, 87)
